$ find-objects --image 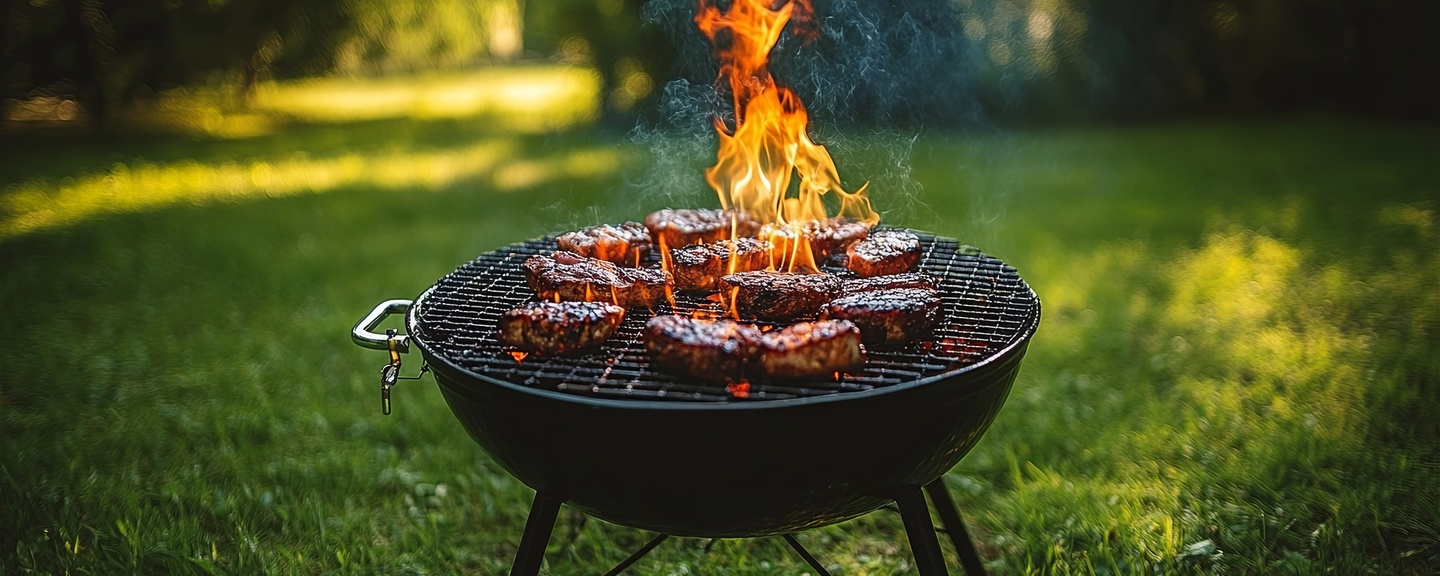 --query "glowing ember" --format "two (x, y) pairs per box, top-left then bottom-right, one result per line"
(509, 351), (528, 362)
(695, 0), (879, 273)
(726, 381), (751, 398)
